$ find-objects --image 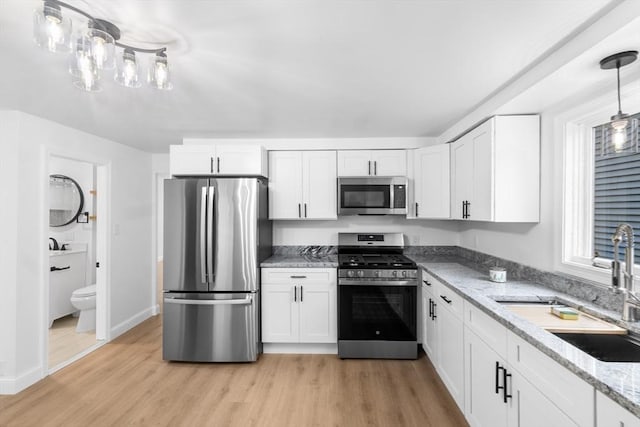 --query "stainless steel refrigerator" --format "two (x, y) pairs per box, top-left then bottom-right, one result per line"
(162, 177), (271, 362)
